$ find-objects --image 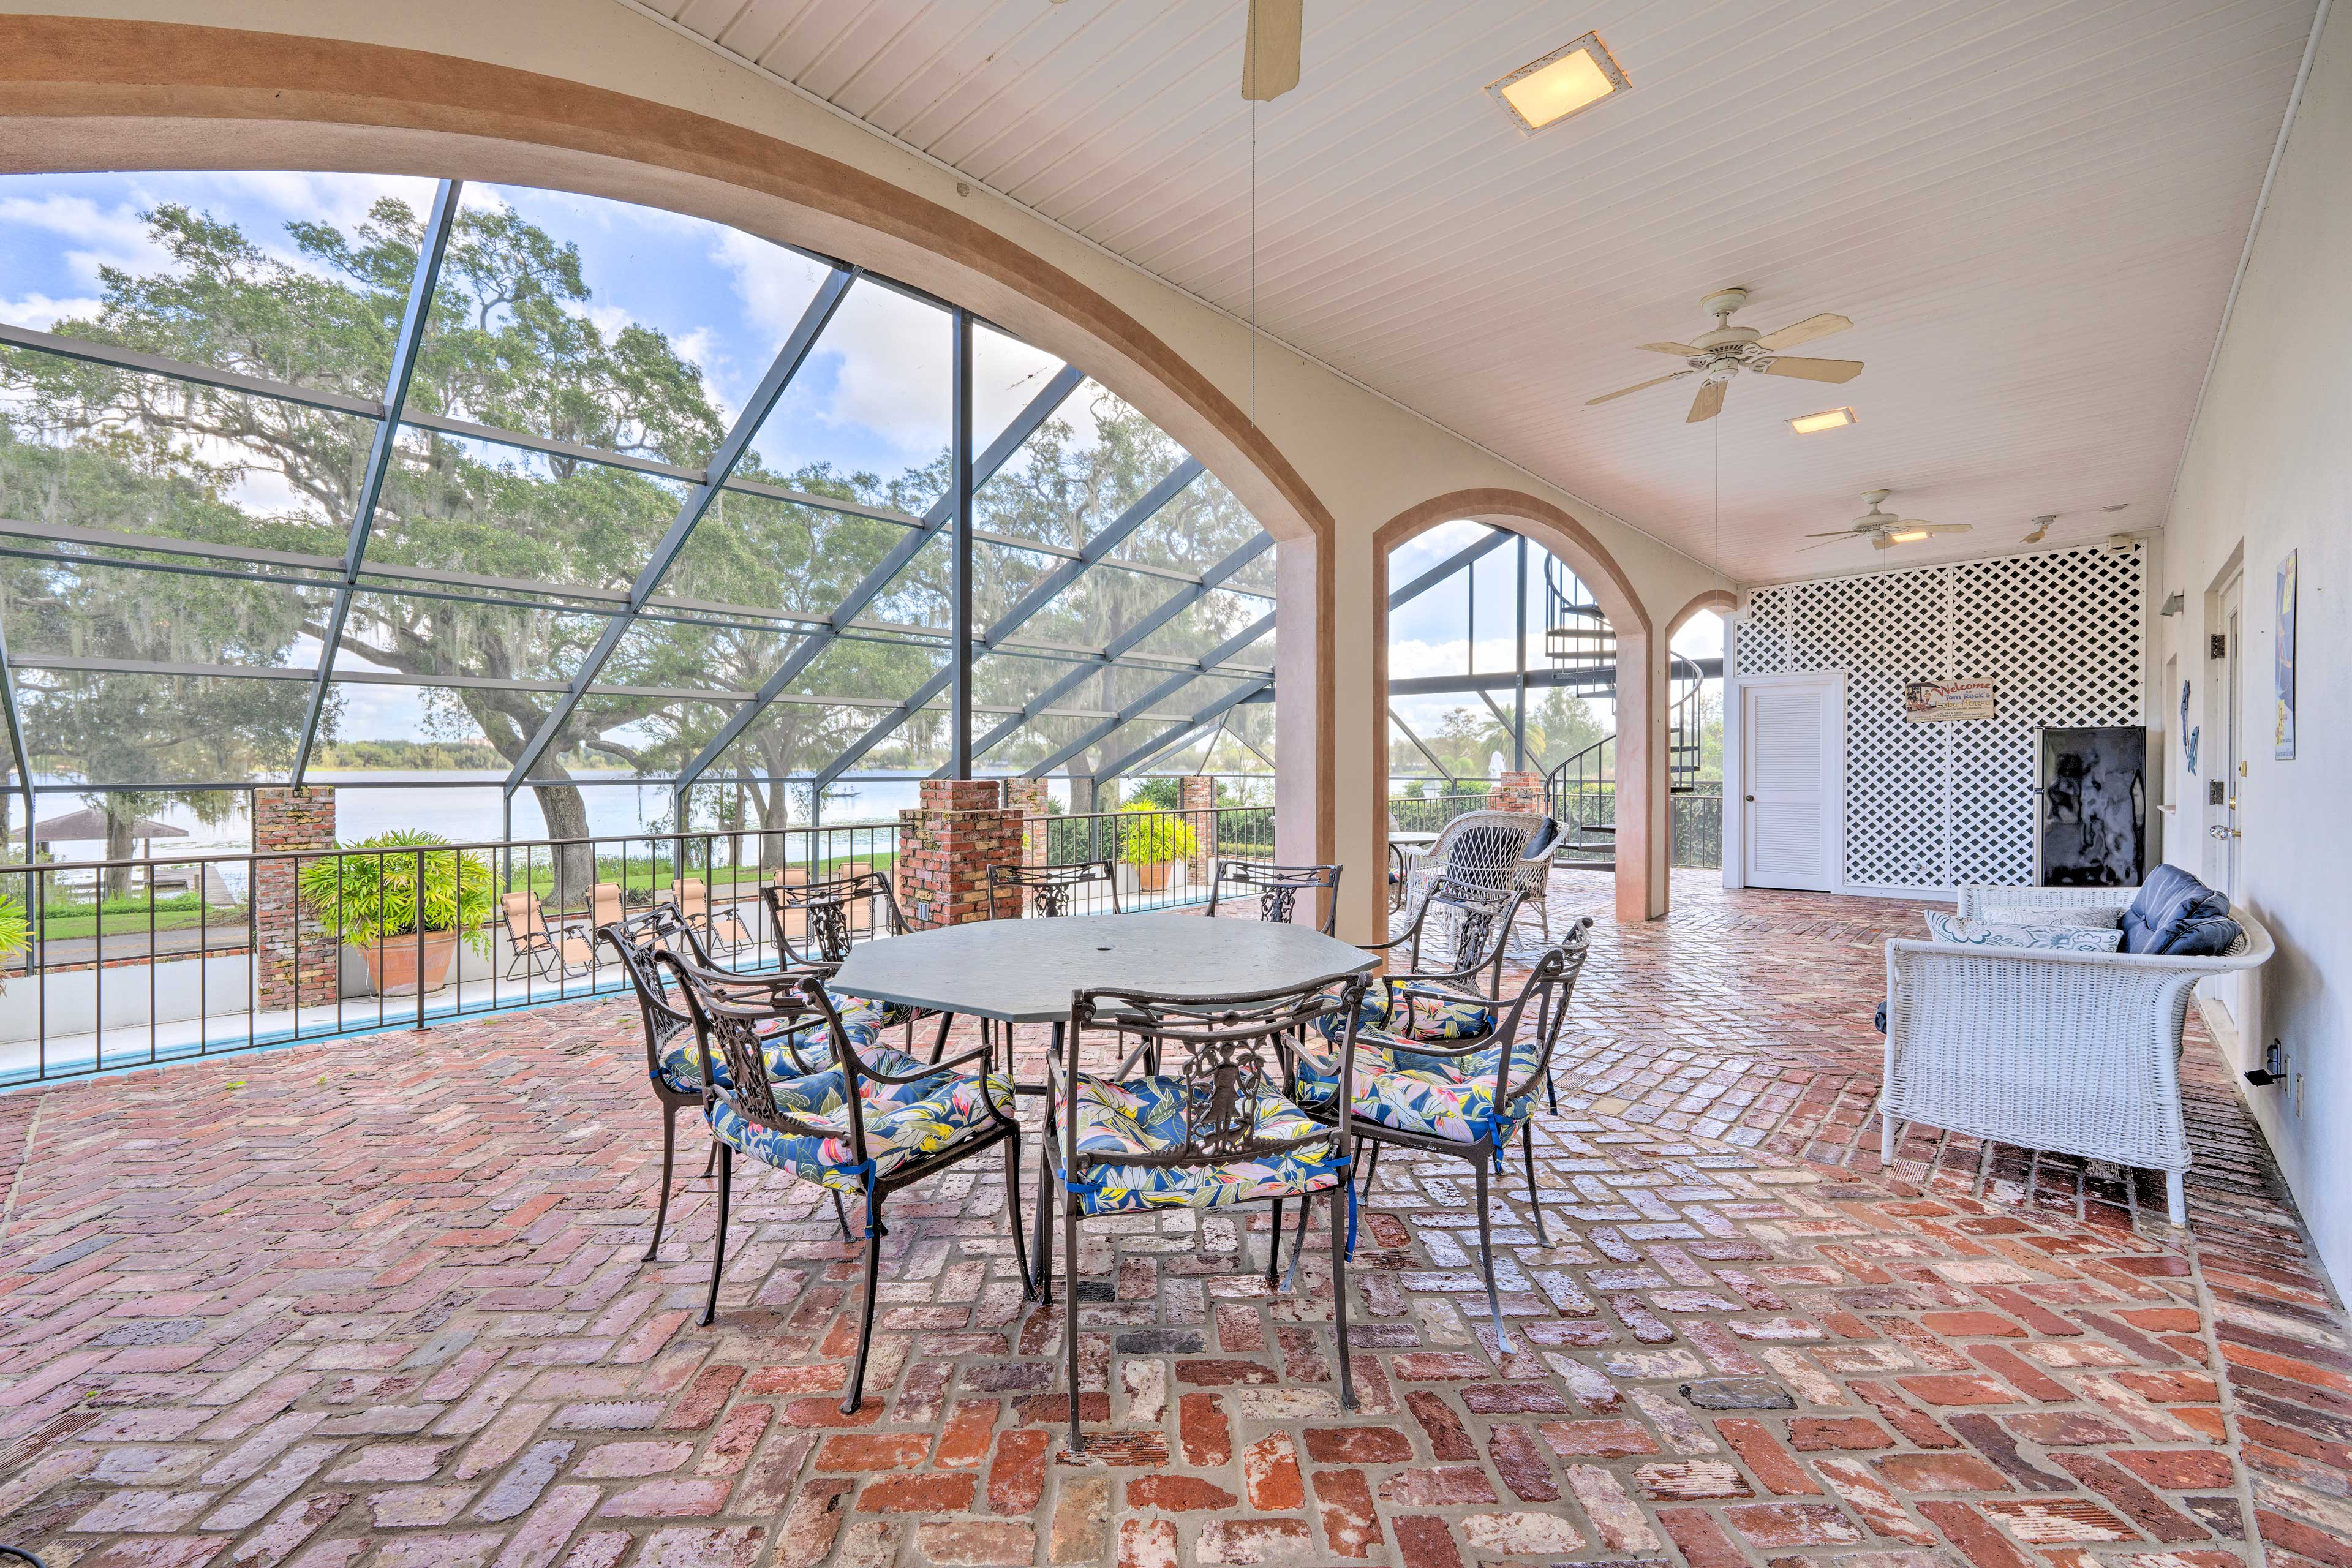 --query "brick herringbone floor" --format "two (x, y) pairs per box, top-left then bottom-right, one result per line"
(2, 871), (2346, 1568)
